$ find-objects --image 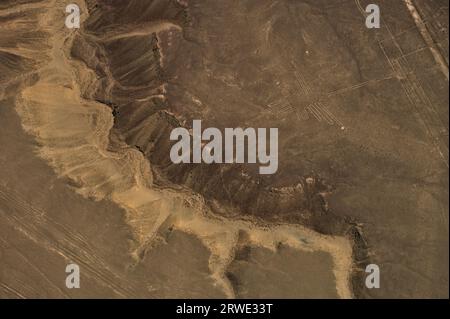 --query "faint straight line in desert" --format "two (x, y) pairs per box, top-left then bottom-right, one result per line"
(0, 236), (71, 298)
(307, 104), (324, 122)
(404, 0), (449, 81)
(0, 283), (26, 299)
(371, 10), (450, 167)
(325, 75), (395, 98)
